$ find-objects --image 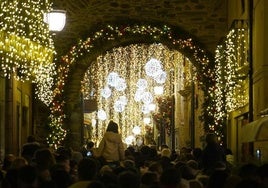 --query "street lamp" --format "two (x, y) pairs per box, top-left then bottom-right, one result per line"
(44, 10), (66, 32)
